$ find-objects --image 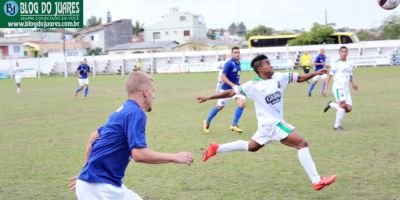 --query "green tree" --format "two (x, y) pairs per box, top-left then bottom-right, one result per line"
(228, 22), (237, 35)
(132, 20), (144, 36)
(237, 22), (247, 36)
(85, 16), (102, 28)
(357, 30), (375, 41)
(87, 47), (103, 55)
(245, 25), (274, 40)
(288, 23), (334, 46)
(381, 14), (400, 39)
(207, 29), (216, 40)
